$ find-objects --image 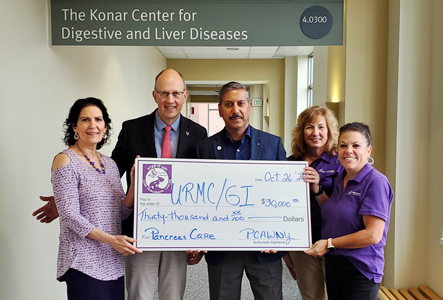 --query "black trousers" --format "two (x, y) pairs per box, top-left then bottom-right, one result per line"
(325, 255), (380, 300)
(65, 268), (124, 300)
(207, 251), (283, 300)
